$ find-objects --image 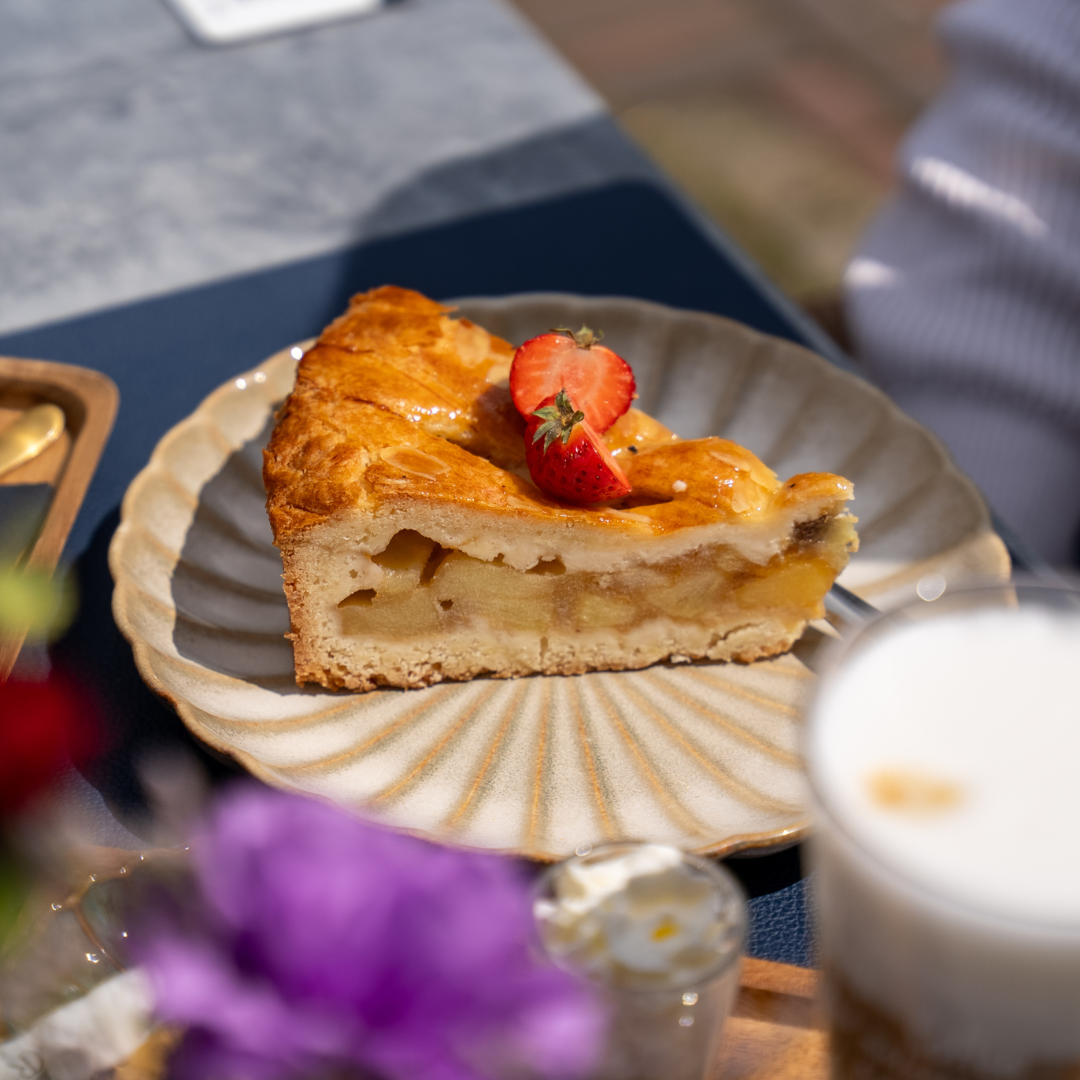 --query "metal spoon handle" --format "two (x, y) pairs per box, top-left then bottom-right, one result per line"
(0, 404), (66, 480)
(825, 582), (880, 628)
